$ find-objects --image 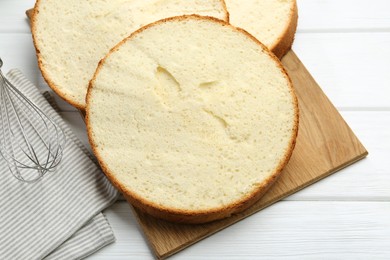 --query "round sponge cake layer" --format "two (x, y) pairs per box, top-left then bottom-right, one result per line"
(87, 15), (299, 223)
(32, 0), (228, 110)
